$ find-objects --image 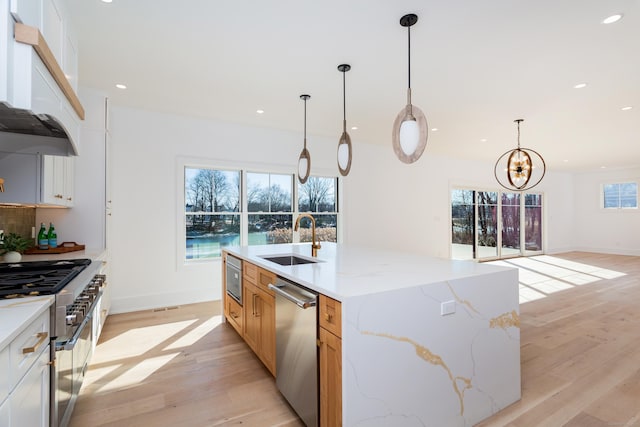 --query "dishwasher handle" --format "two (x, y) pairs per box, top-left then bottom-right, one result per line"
(268, 282), (317, 309)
